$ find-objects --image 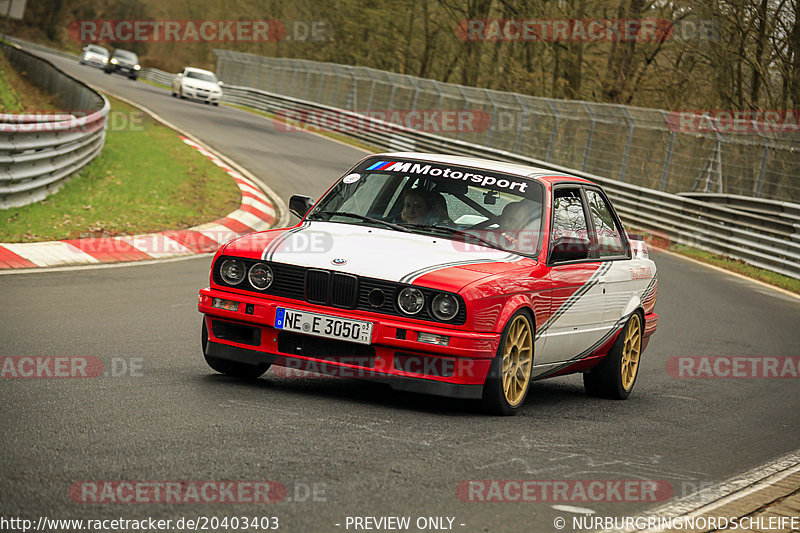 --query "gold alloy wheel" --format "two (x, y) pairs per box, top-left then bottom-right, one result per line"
(620, 314), (642, 391)
(502, 315), (533, 406)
